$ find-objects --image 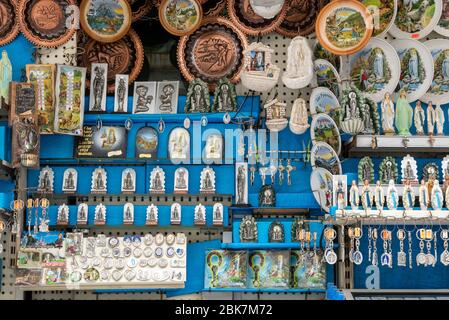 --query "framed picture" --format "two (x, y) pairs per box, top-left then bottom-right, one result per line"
(123, 203), (134, 225)
(135, 127), (158, 159)
(77, 203), (88, 225)
(174, 167), (189, 194)
(121, 168), (136, 194)
(332, 175), (348, 210)
(168, 127), (190, 163)
(155, 81), (179, 114)
(62, 168), (78, 194)
(170, 203), (182, 225)
(132, 81), (157, 114)
(114, 74), (129, 113)
(89, 63), (108, 113)
(203, 133), (223, 164)
(9, 82), (37, 126)
(75, 126), (128, 158)
(11, 114), (40, 168)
